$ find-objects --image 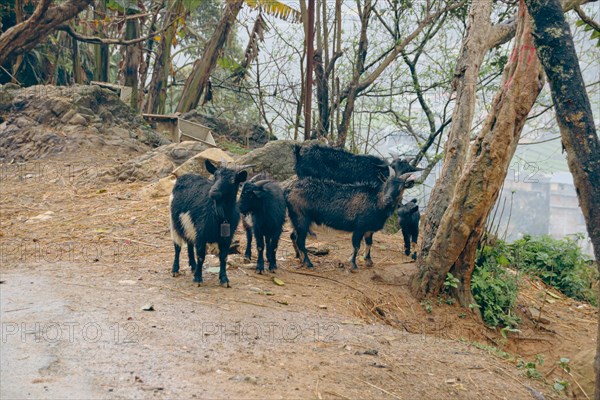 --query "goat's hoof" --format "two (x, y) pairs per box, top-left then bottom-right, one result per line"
(365, 259), (374, 268)
(350, 267), (359, 274)
(411, 253), (417, 261)
(172, 272), (180, 277)
(256, 269), (264, 274)
(244, 256), (252, 262)
(220, 281), (231, 288)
